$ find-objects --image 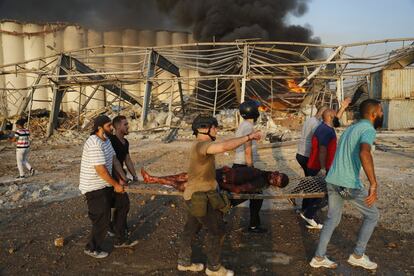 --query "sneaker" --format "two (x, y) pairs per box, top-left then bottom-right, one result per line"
(177, 263), (204, 272)
(114, 239), (139, 248)
(248, 226), (268, 233)
(83, 249), (109, 259)
(300, 213), (323, 229)
(15, 176), (25, 181)
(310, 256), (338, 269)
(107, 230), (115, 237)
(347, 254), (377, 270)
(29, 168), (35, 176)
(205, 266), (234, 276)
